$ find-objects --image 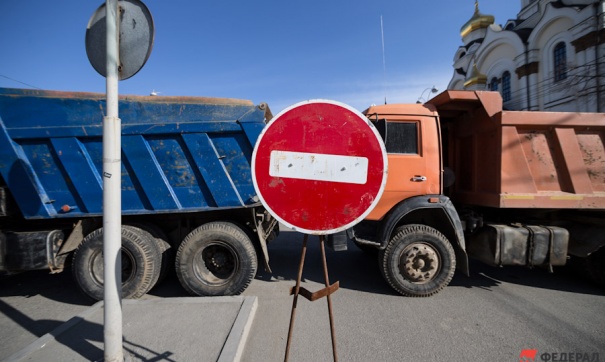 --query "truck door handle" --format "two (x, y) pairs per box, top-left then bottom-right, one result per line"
(411, 175), (427, 182)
